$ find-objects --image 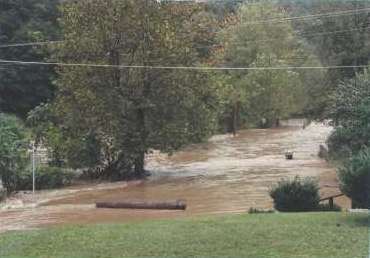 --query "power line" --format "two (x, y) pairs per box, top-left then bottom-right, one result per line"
(2, 24), (369, 51)
(0, 6), (369, 49)
(242, 7), (370, 25)
(0, 59), (368, 70)
(191, 25), (370, 49)
(0, 5), (368, 50)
